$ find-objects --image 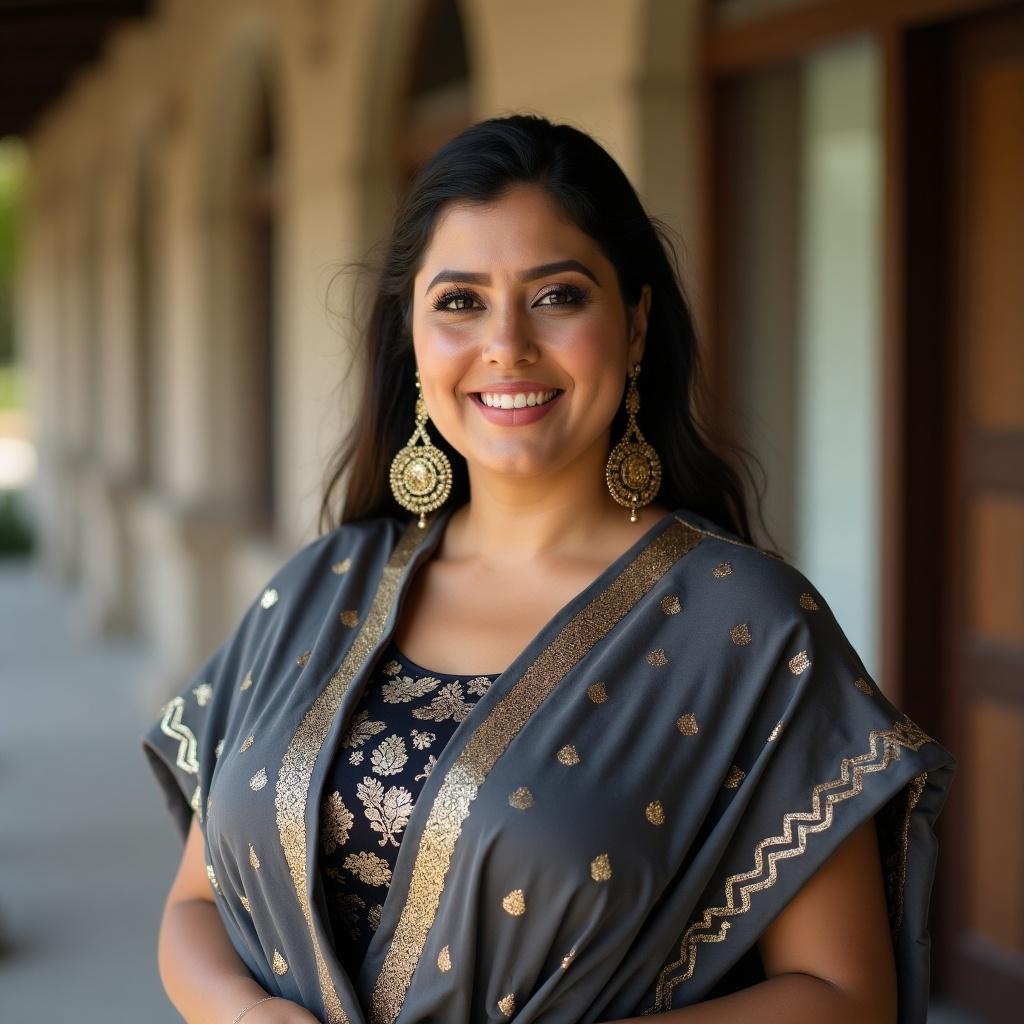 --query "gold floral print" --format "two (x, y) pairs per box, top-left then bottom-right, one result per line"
(370, 735), (409, 776)
(321, 791), (355, 854)
(331, 892), (367, 940)
(647, 648), (669, 666)
(250, 768), (268, 792)
(341, 709), (387, 749)
(414, 755), (437, 781)
(381, 674), (441, 704)
(192, 683), (213, 707)
(498, 993), (516, 1016)
(410, 729), (435, 749)
(340, 610), (360, 628)
(368, 904), (383, 931)
(349, 751), (364, 765)
(661, 595), (682, 615)
(410, 681), (474, 723)
(587, 681), (609, 704)
(724, 765), (746, 788)
(356, 776), (414, 848)
(712, 562), (733, 578)
(465, 676), (493, 697)
(799, 593), (819, 610)
(343, 851), (393, 886)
